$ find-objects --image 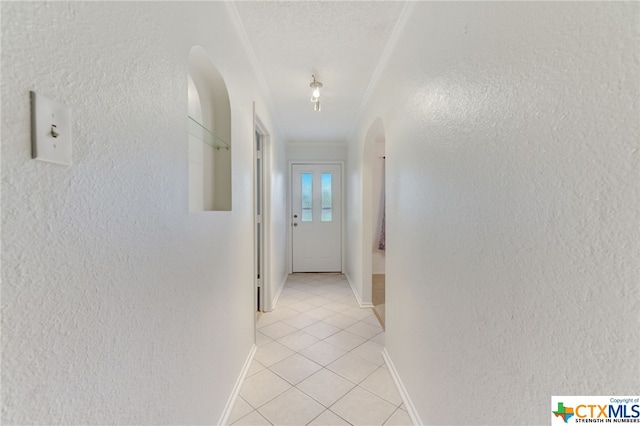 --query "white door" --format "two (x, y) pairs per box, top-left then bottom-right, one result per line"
(291, 164), (342, 272)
